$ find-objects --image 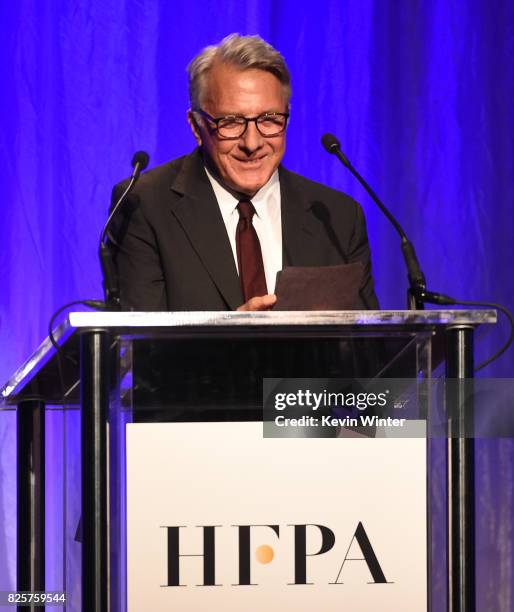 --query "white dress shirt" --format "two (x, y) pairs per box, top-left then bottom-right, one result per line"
(205, 168), (283, 294)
